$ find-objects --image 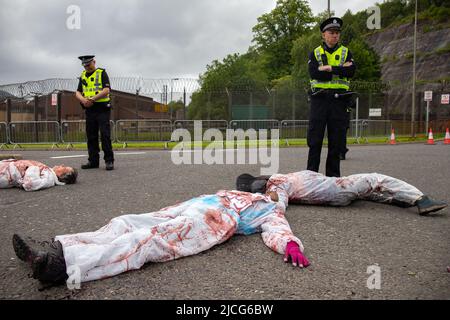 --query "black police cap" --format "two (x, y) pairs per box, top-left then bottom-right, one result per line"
(78, 55), (95, 66)
(320, 17), (343, 32)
